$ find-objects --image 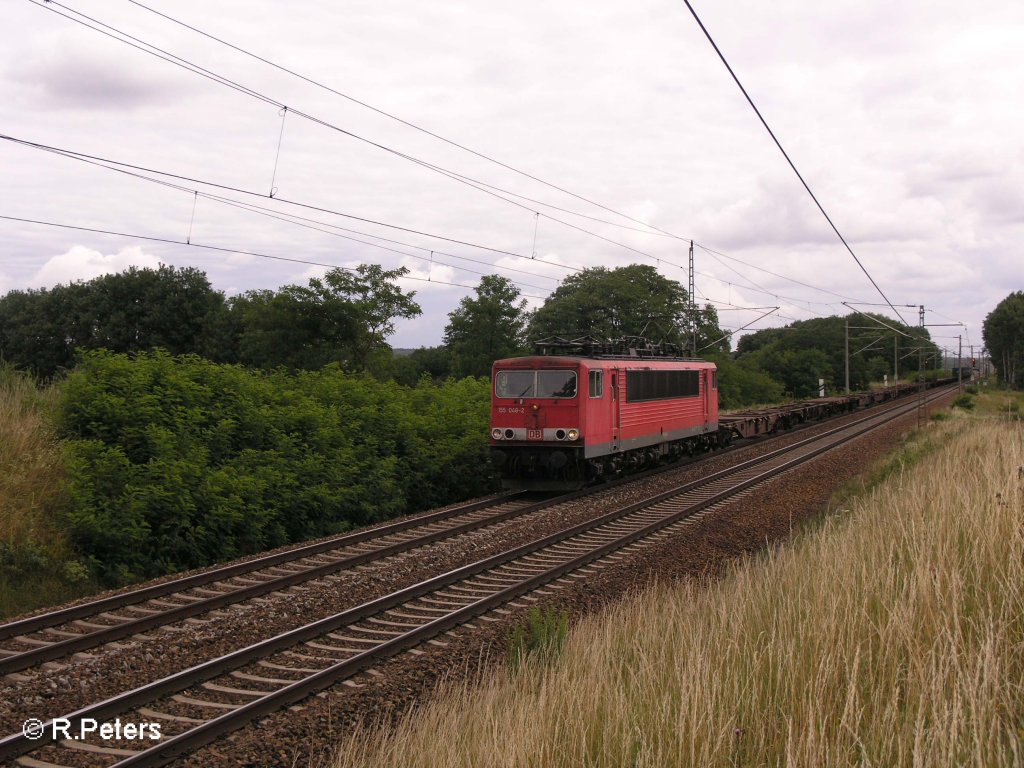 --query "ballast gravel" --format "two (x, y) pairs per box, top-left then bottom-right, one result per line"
(0, 392), (954, 767)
